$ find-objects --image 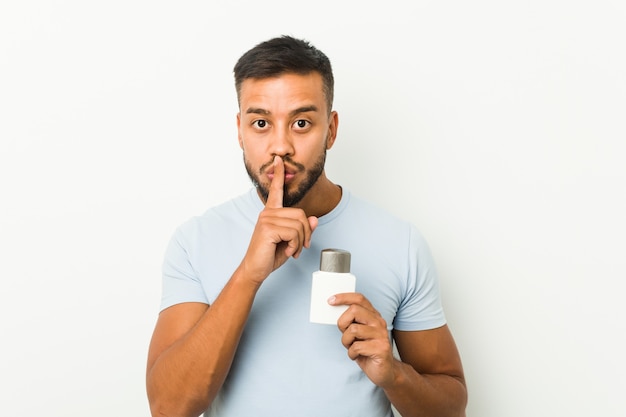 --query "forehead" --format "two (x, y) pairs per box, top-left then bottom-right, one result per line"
(239, 72), (327, 114)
